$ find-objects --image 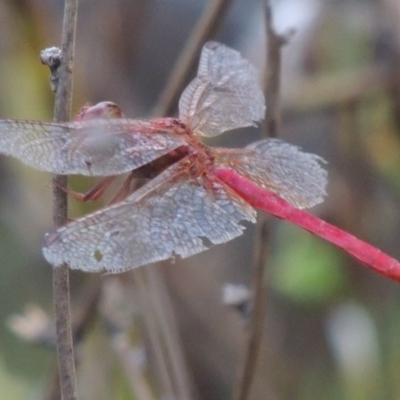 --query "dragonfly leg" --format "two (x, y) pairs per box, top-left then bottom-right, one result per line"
(54, 176), (116, 202)
(107, 172), (137, 205)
